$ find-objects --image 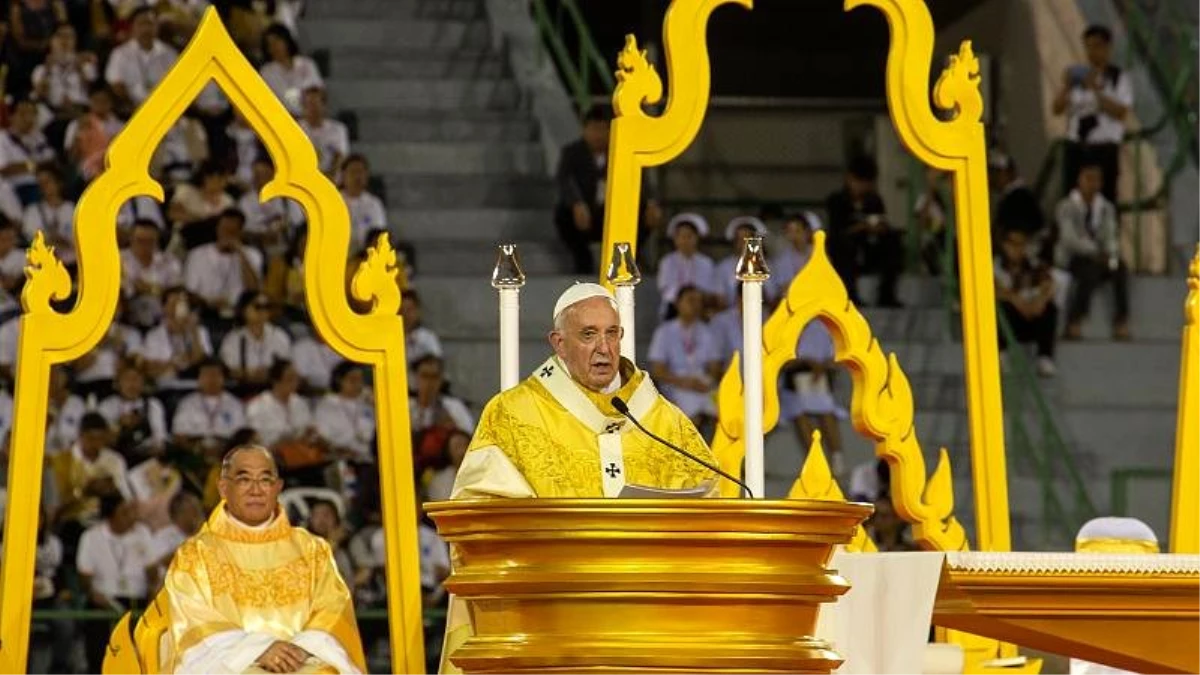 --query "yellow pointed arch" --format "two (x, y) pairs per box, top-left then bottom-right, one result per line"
(0, 9), (422, 672)
(713, 232), (968, 551)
